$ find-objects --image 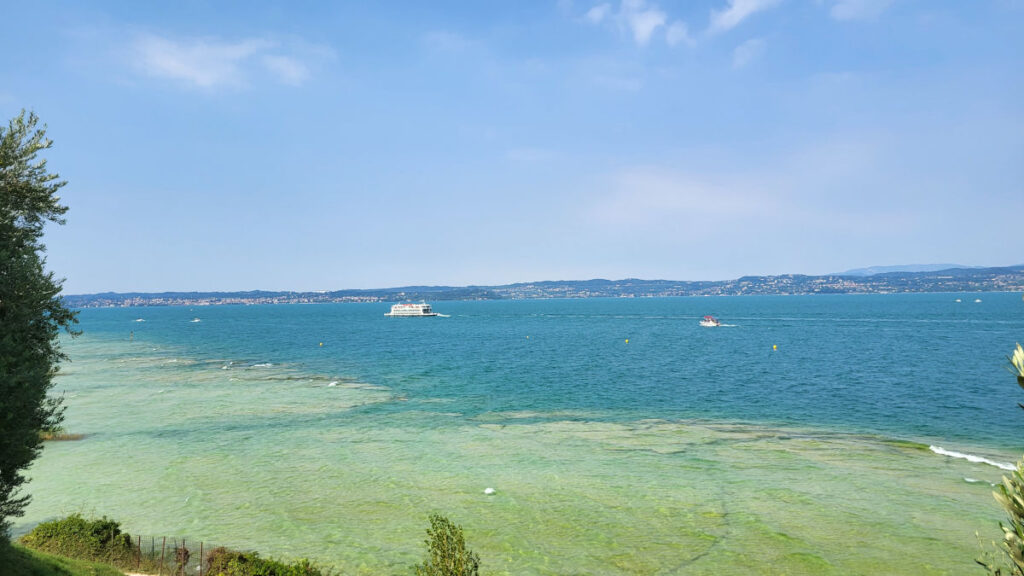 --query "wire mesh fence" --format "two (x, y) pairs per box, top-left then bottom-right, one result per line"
(18, 517), (323, 576)
(128, 534), (219, 576)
